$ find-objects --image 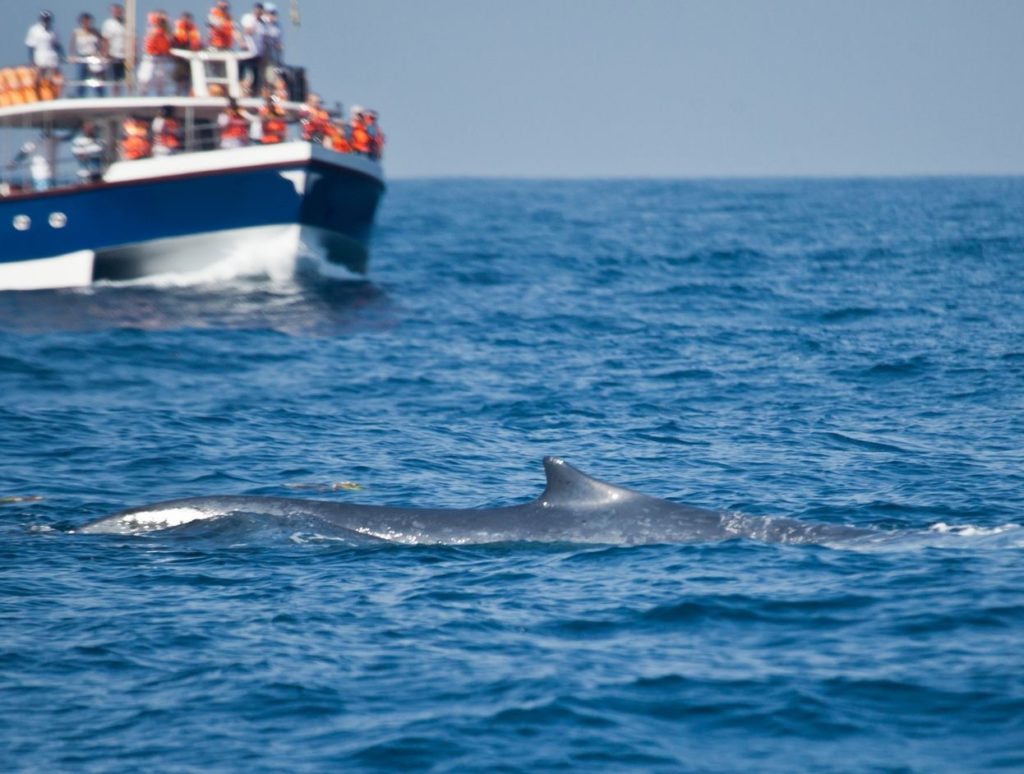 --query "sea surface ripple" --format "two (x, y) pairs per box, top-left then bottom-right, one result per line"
(2, 178), (1023, 772)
